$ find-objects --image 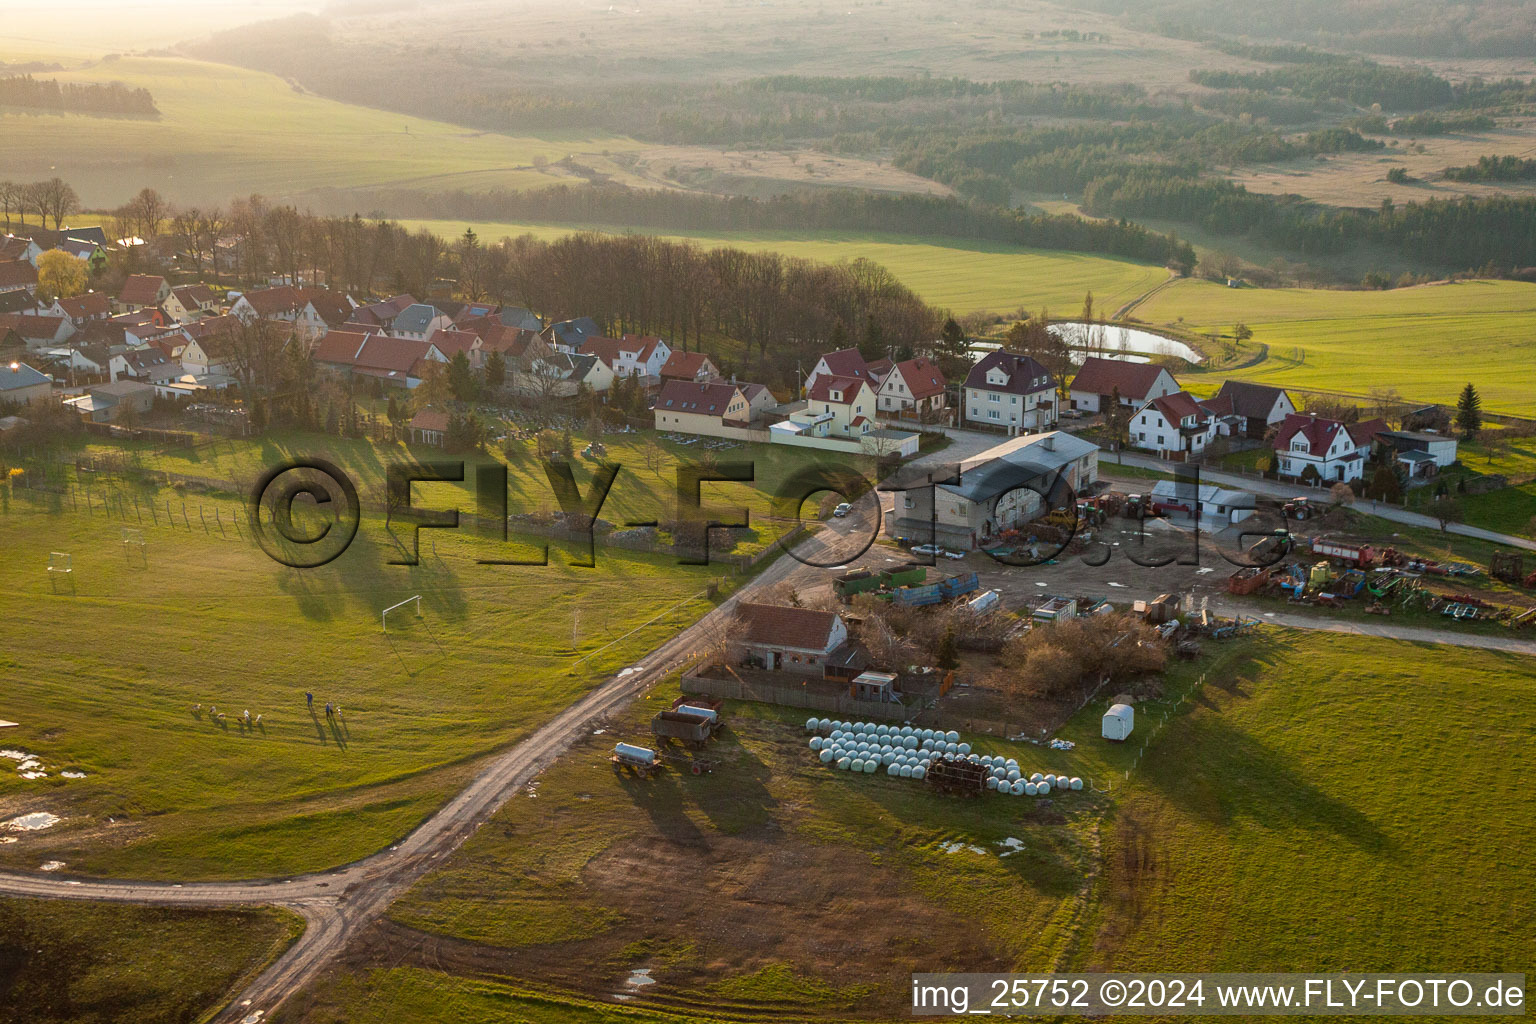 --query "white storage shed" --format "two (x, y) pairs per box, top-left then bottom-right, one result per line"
(1102, 703), (1135, 742)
